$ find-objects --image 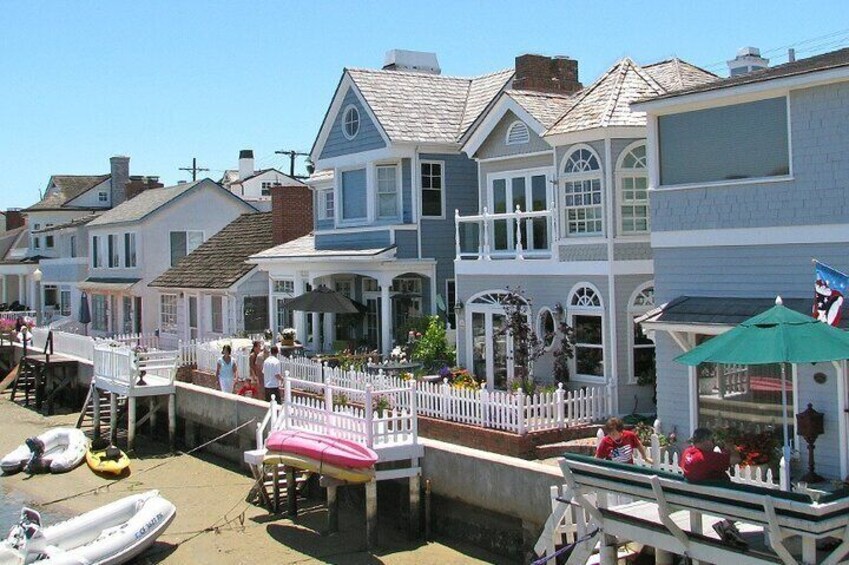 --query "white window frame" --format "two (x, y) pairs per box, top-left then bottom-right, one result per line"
(261, 181), (273, 196)
(616, 141), (649, 236)
(124, 232), (137, 268)
(537, 307), (557, 351)
(342, 104), (360, 140)
(45, 234), (54, 249)
(505, 120), (530, 145)
(271, 278), (295, 335)
(108, 234), (120, 268)
(160, 293), (178, 334)
(560, 145), (604, 237)
(375, 163), (401, 220)
(318, 189), (335, 221)
(91, 235), (100, 268)
(91, 294), (108, 332)
(628, 282), (655, 385)
(567, 282), (605, 384)
(69, 235), (77, 258)
(98, 191), (108, 203)
(420, 160), (445, 219)
(486, 167), (554, 253)
(59, 287), (71, 317)
(211, 295), (224, 334)
(169, 230), (204, 267)
(337, 166), (369, 224)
